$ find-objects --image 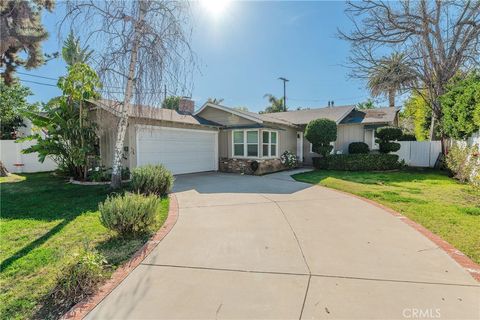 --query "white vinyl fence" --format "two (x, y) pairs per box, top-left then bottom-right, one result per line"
(0, 140), (57, 173)
(394, 141), (442, 168)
